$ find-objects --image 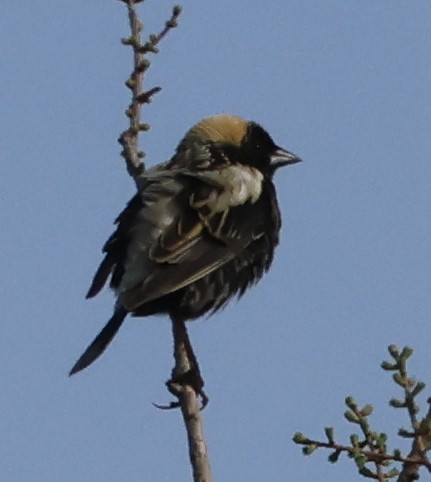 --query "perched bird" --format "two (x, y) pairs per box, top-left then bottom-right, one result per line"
(70, 114), (301, 377)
